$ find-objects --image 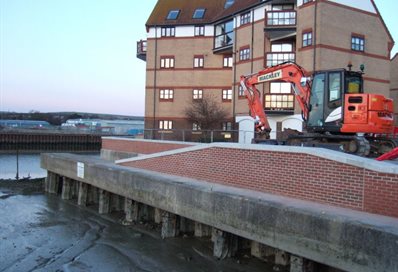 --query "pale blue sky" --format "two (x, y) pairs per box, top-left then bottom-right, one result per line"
(0, 0), (397, 116)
